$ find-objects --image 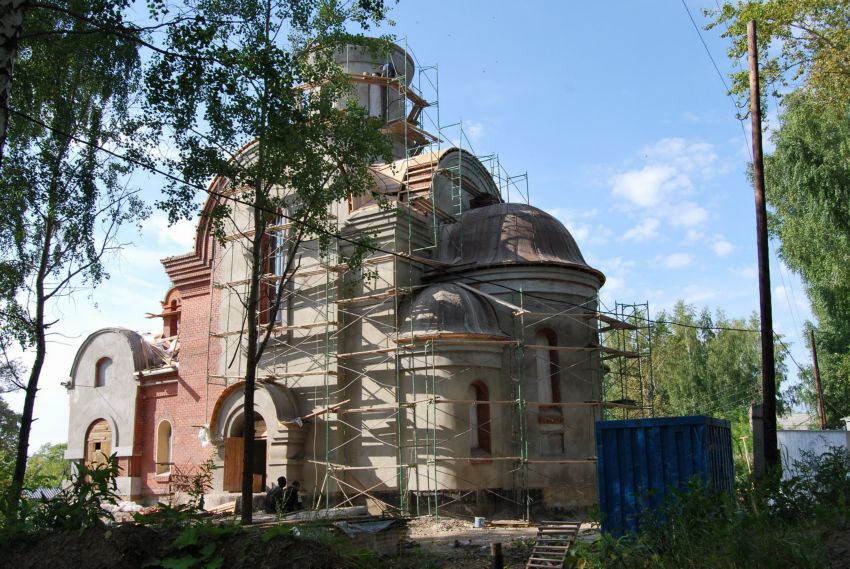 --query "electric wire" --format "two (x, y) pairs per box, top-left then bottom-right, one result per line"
(680, 0), (753, 160)
(10, 105), (797, 342)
